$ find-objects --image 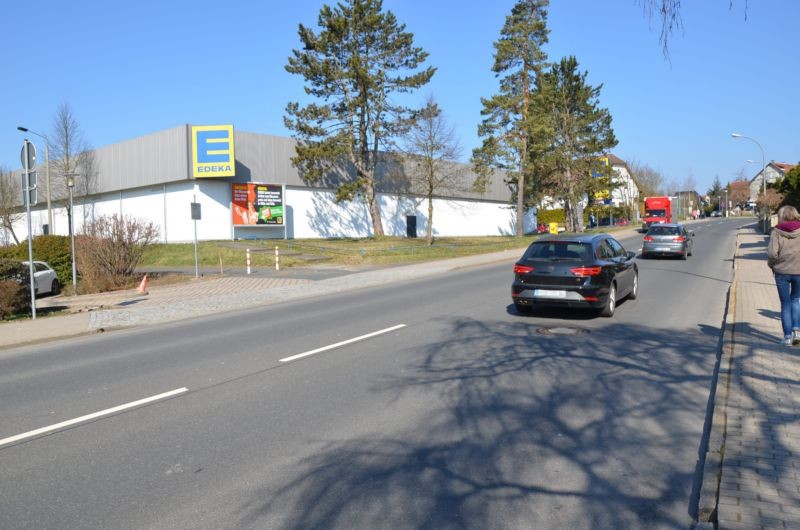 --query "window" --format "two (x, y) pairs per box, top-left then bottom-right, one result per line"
(607, 238), (627, 258)
(597, 240), (616, 259)
(525, 242), (591, 260)
(648, 226), (679, 236)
